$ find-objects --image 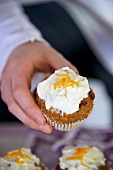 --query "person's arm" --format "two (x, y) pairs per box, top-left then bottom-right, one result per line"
(0, 1), (78, 133)
(0, 0), (48, 80)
